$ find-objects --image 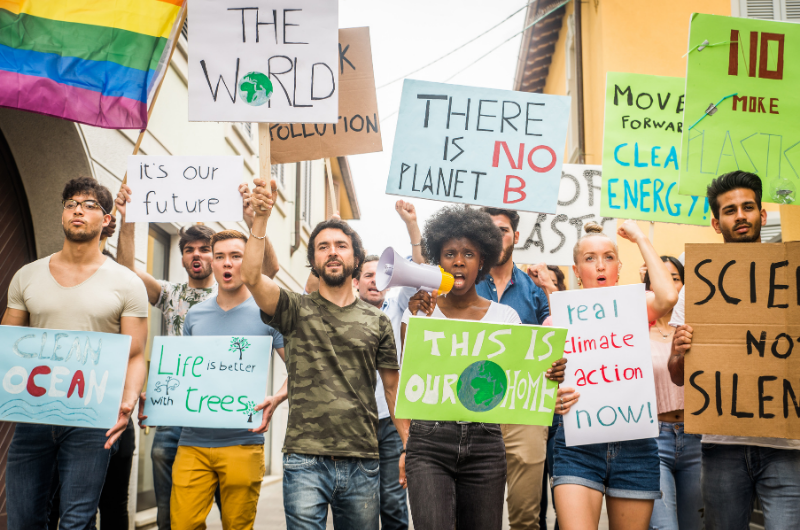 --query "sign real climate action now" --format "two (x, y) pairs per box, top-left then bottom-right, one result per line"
(143, 336), (272, 429)
(386, 79), (570, 213)
(395, 317), (566, 426)
(551, 284), (659, 446)
(0, 326), (131, 429)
